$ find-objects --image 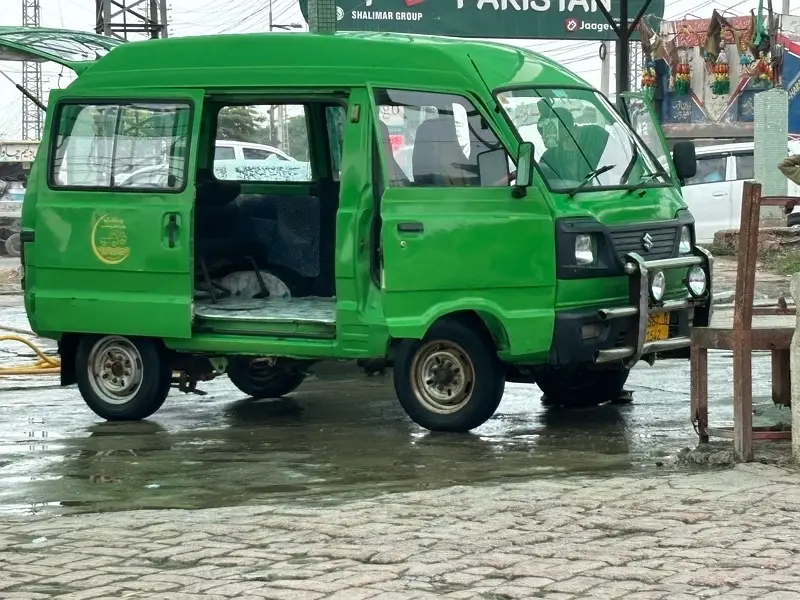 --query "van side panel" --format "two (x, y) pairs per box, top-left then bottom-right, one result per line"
(26, 194), (193, 339)
(379, 186), (556, 360)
